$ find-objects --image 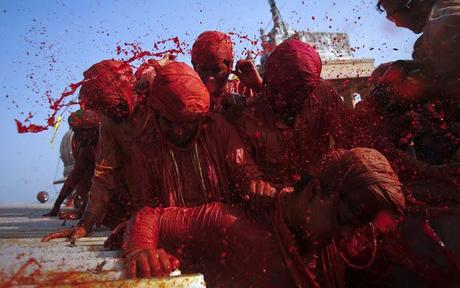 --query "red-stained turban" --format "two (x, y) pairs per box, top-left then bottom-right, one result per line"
(149, 62), (210, 123)
(319, 148), (405, 223)
(79, 59), (136, 114)
(68, 109), (102, 130)
(264, 39), (322, 100)
(191, 31), (234, 66)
